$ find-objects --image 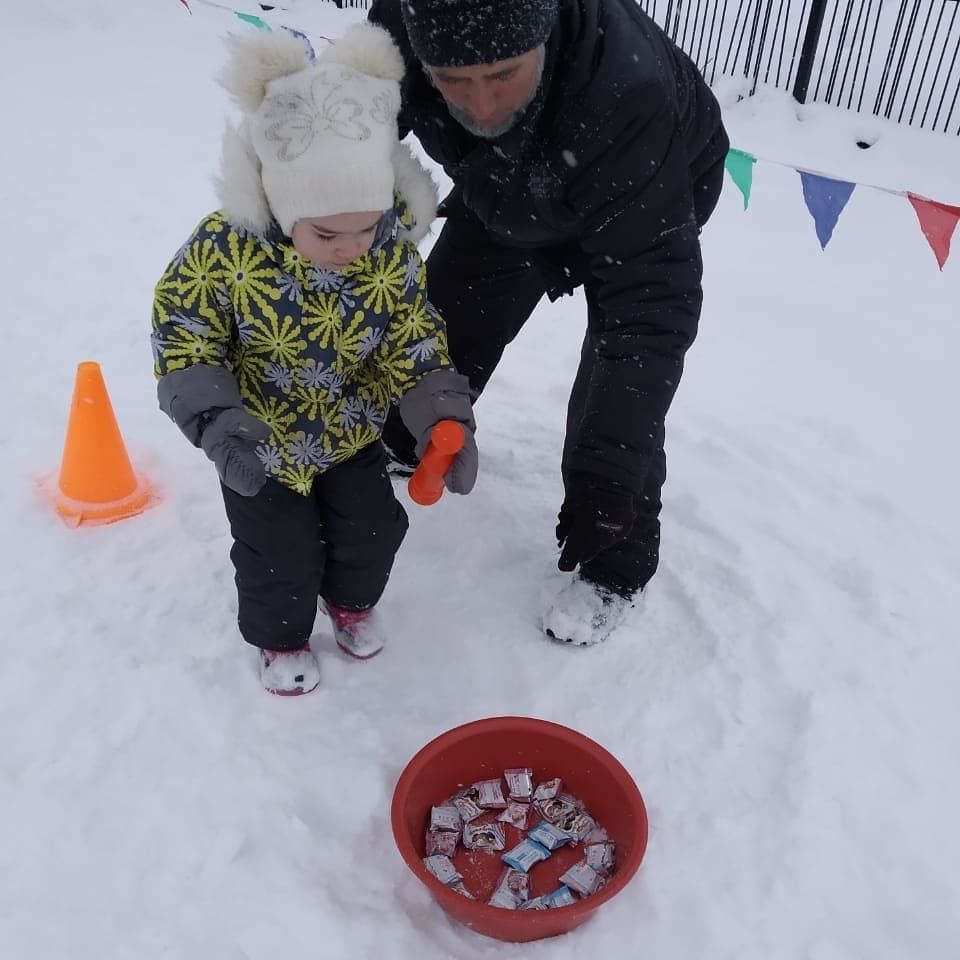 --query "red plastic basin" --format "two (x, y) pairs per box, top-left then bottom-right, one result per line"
(390, 716), (648, 943)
